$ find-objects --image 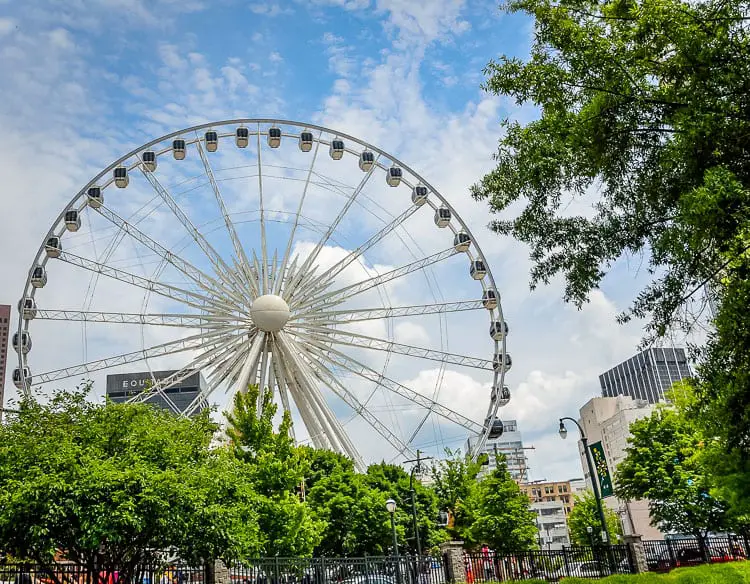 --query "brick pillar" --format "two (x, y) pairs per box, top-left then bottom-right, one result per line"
(439, 541), (466, 584)
(622, 534), (648, 574)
